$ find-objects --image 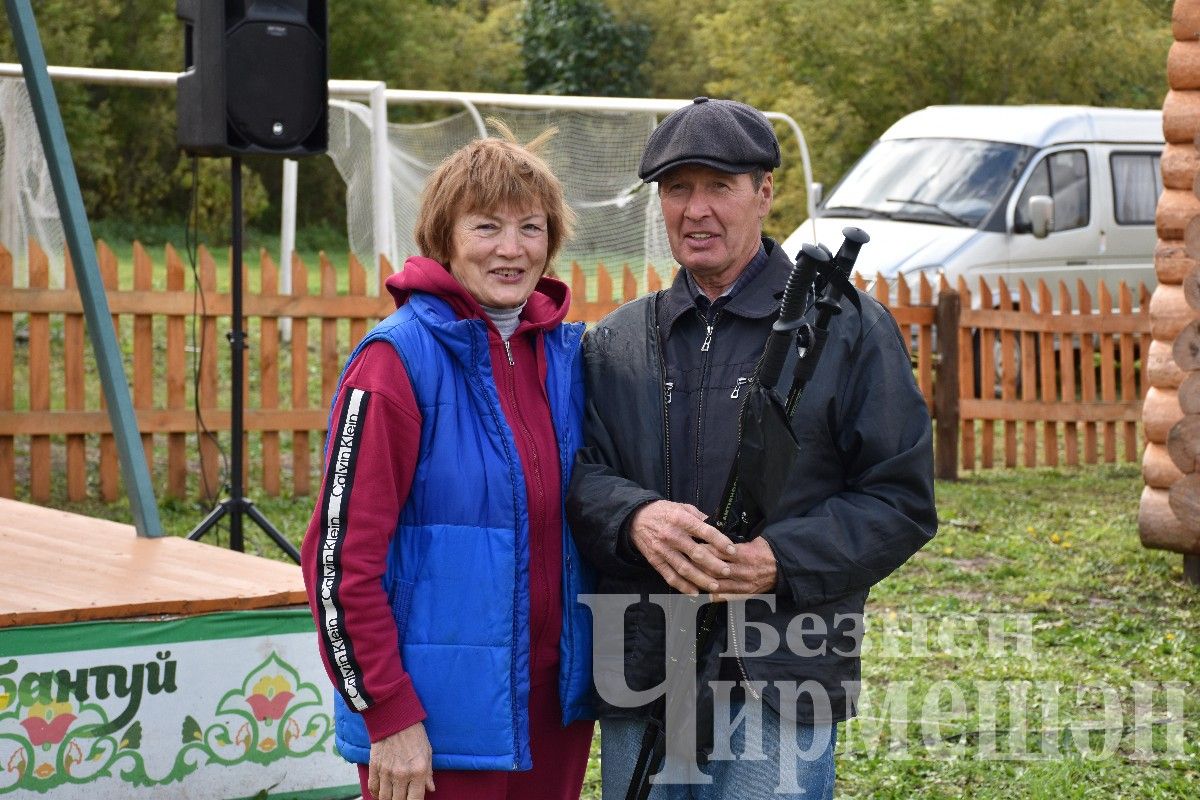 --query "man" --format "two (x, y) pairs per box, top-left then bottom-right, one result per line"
(566, 97), (937, 799)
